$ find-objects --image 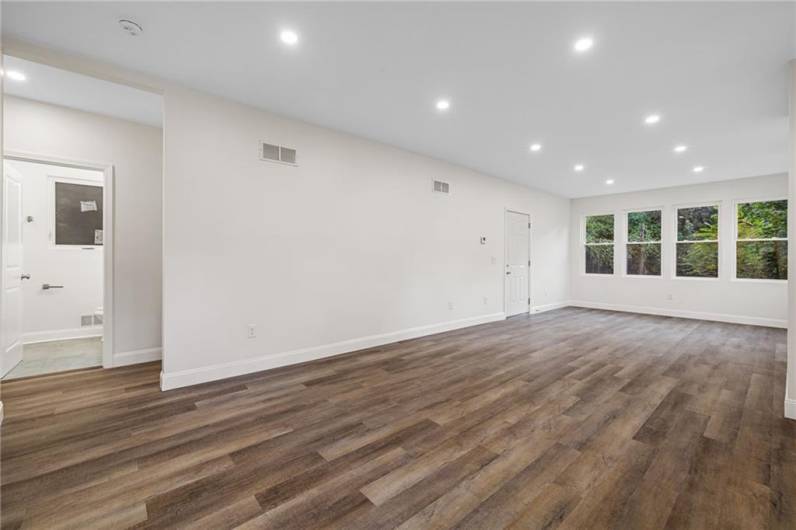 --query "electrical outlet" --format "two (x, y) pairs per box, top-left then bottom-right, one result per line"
(448, 301), (454, 310)
(483, 296), (488, 305)
(666, 294), (673, 301)
(247, 324), (256, 339)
